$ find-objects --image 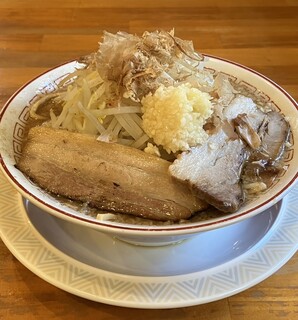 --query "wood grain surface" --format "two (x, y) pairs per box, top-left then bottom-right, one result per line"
(0, 0), (297, 319)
